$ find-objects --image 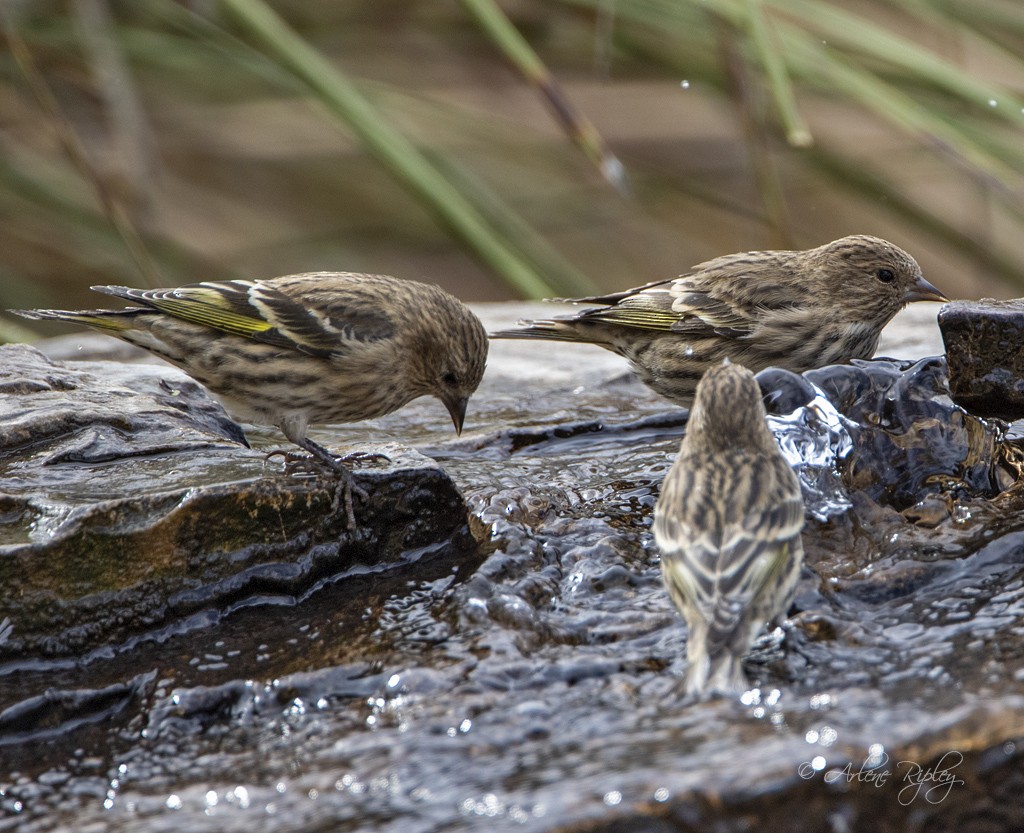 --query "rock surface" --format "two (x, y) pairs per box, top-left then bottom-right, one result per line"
(939, 298), (1024, 420)
(0, 344), (476, 659)
(1, 302), (1022, 833)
